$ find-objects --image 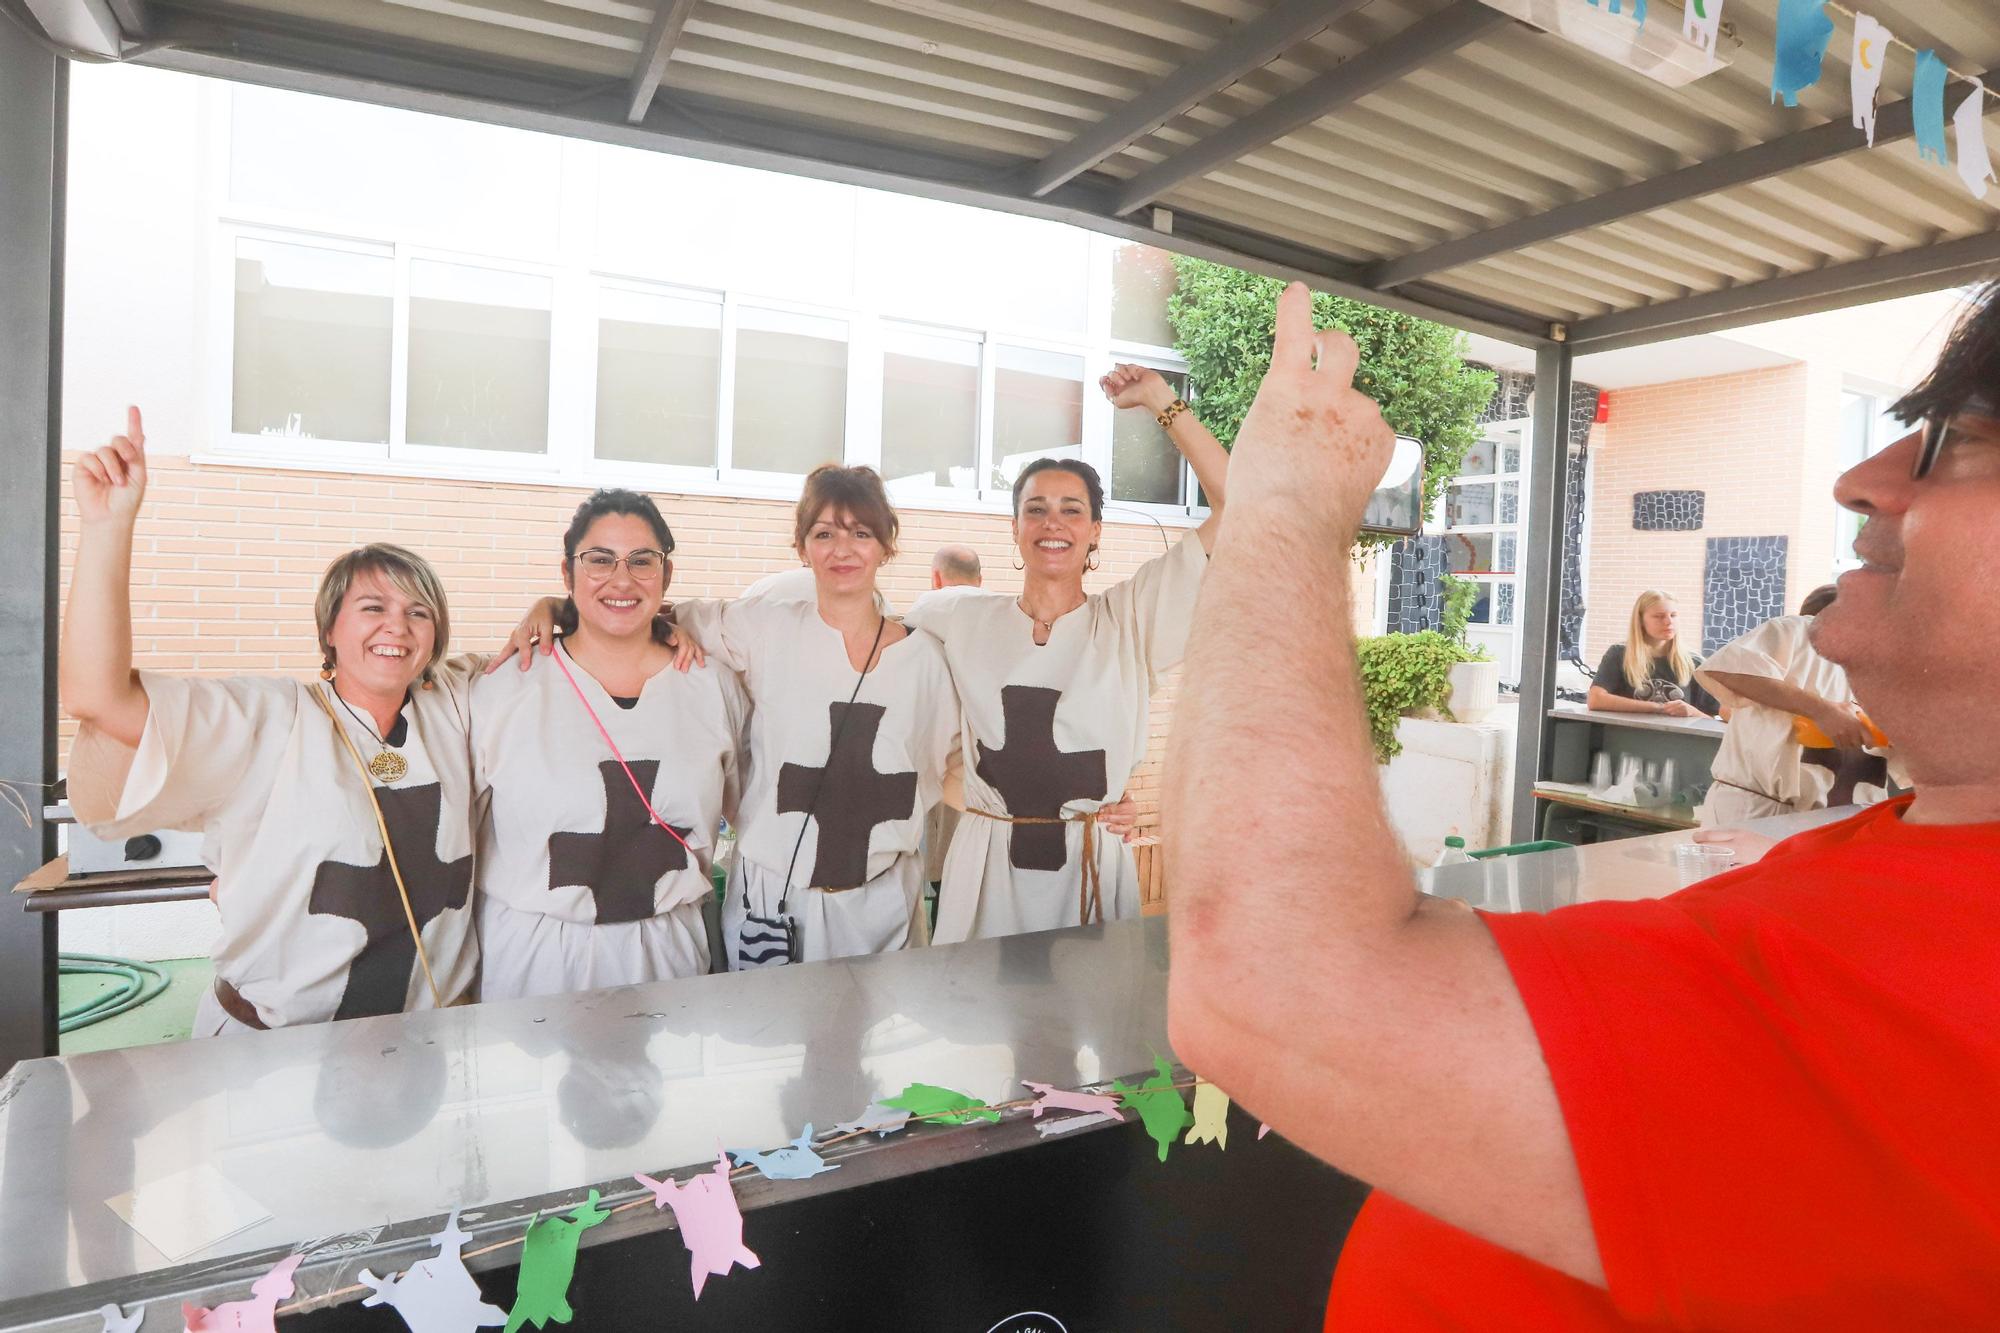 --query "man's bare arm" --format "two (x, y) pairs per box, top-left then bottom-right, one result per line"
(1163, 285), (1602, 1285)
(1702, 670), (1867, 747)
